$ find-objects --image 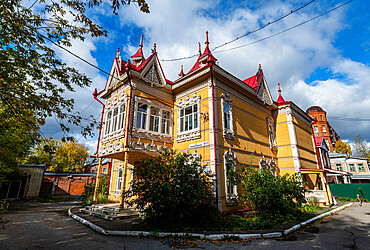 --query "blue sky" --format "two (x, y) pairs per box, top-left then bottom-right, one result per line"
(31, 0), (370, 153)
